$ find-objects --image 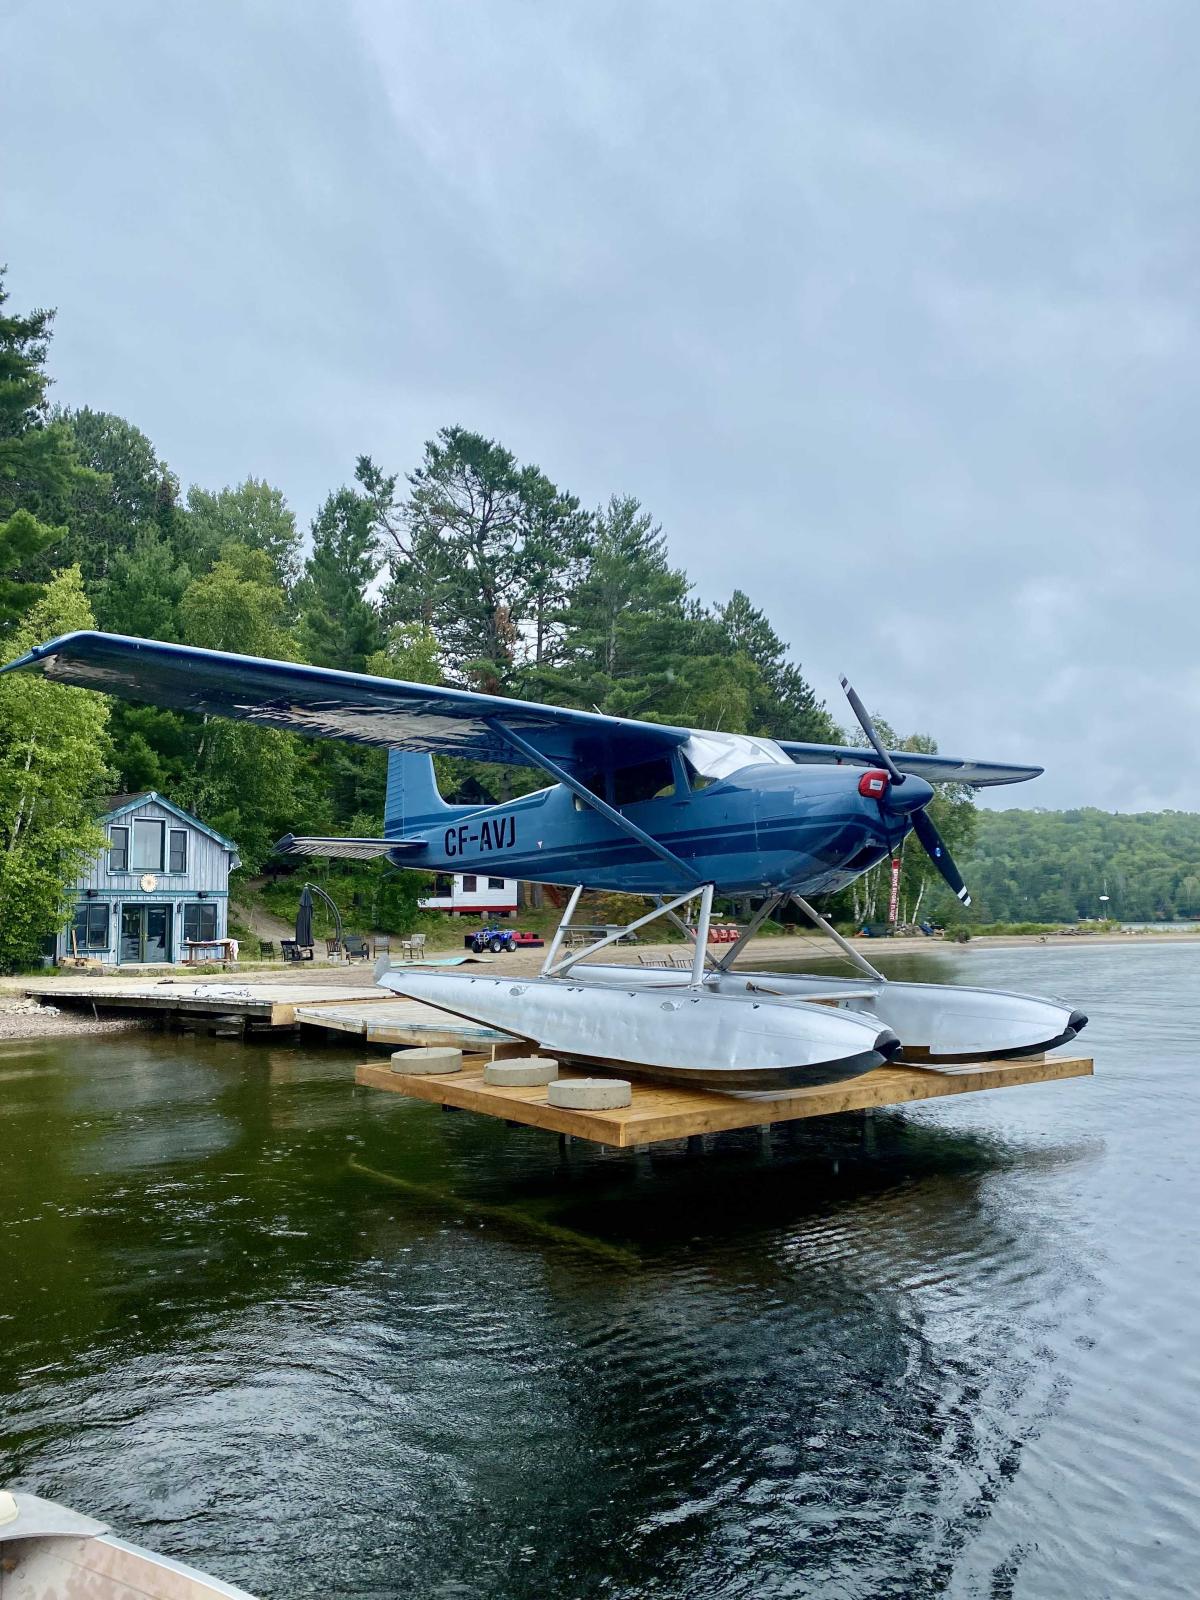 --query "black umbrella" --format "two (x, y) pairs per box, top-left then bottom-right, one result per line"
(296, 885), (314, 950)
